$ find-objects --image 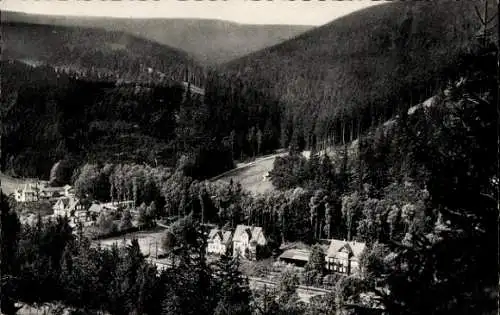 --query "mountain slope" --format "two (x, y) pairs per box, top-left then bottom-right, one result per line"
(2, 21), (205, 84)
(219, 0), (497, 148)
(2, 11), (313, 65)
